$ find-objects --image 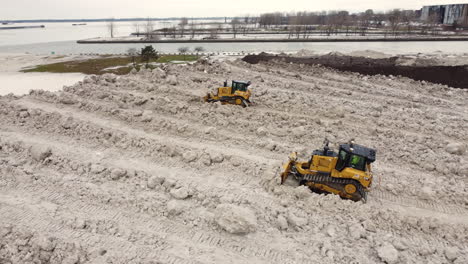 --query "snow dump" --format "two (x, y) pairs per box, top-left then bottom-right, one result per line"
(295, 49), (391, 59)
(295, 49), (316, 57)
(347, 50), (391, 59)
(295, 49), (468, 66)
(396, 53), (468, 67)
(0, 57), (467, 264)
